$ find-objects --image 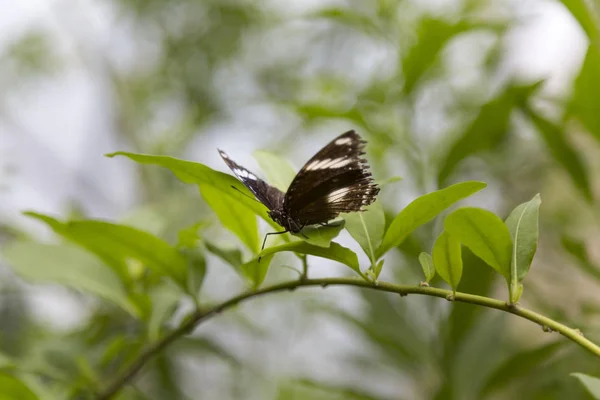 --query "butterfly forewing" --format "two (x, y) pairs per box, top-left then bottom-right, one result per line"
(218, 150), (284, 211)
(284, 130), (379, 224)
